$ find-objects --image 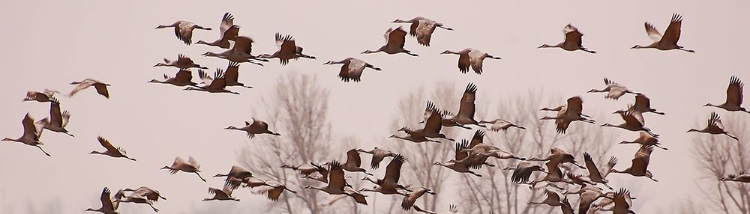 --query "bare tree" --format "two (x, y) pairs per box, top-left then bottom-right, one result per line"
(691, 114), (750, 214)
(236, 72), (334, 214)
(458, 89), (617, 214)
